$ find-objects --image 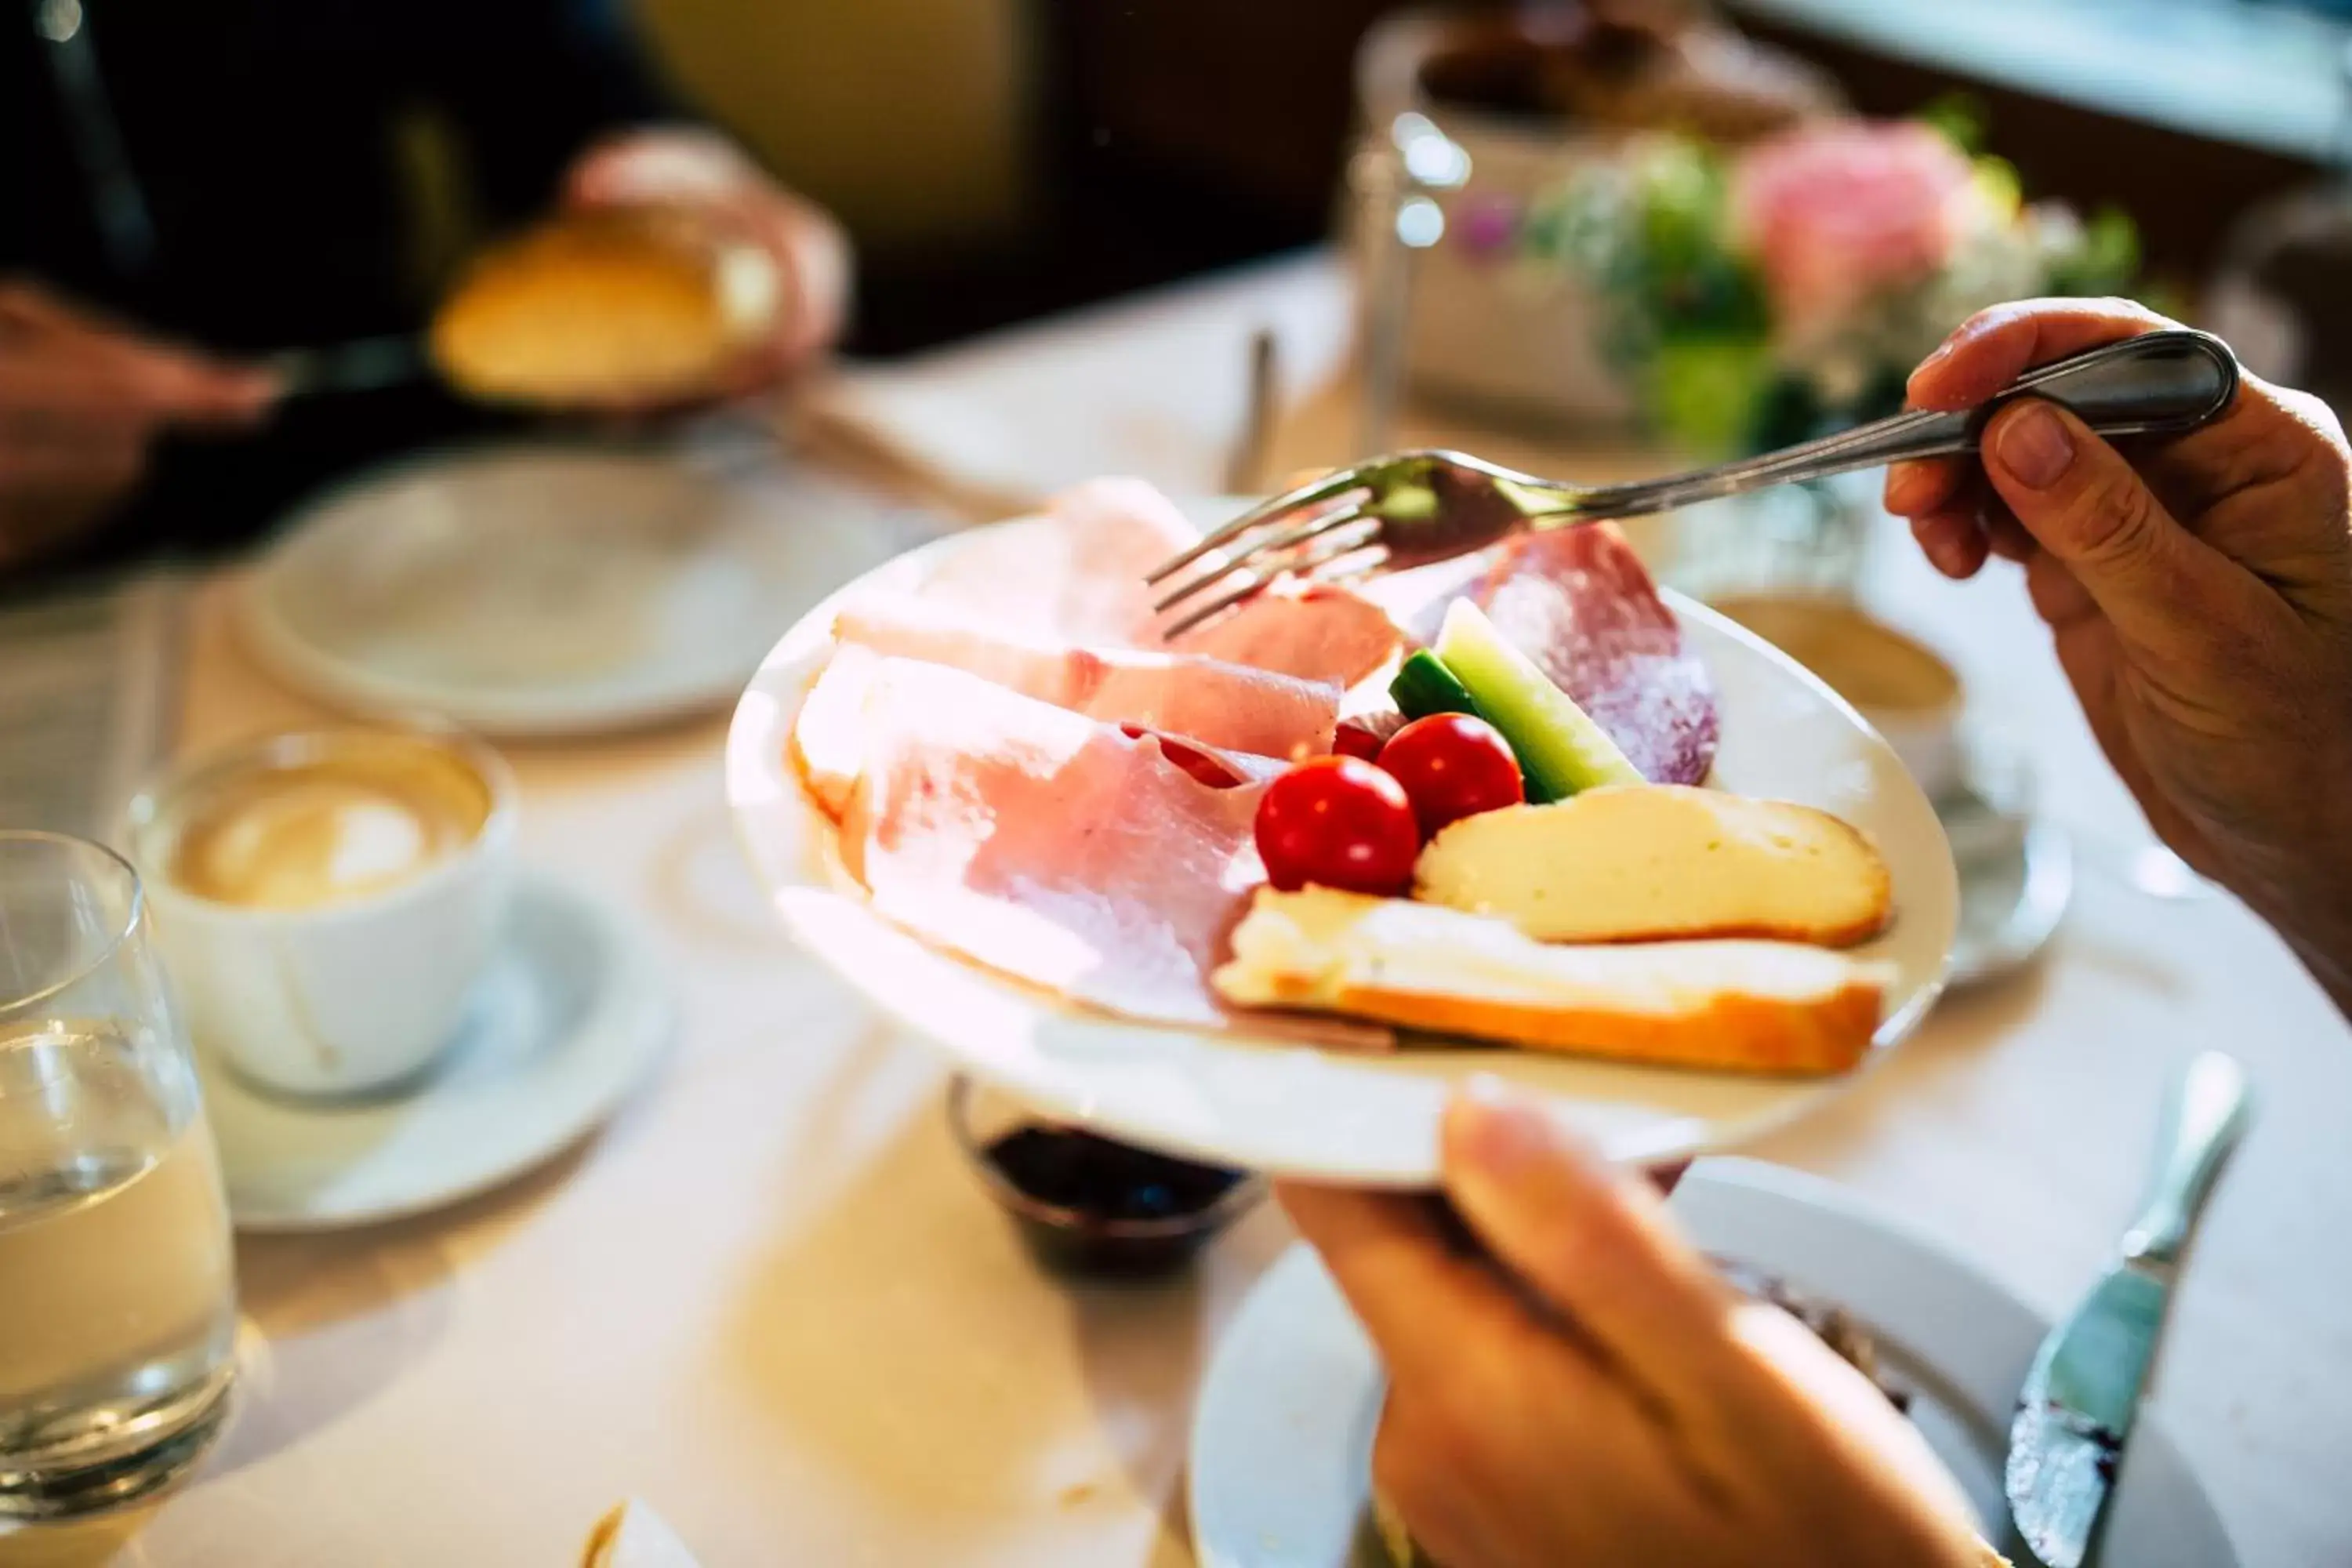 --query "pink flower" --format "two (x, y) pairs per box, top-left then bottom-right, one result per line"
(1455, 194), (1520, 260)
(1731, 122), (1980, 337)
